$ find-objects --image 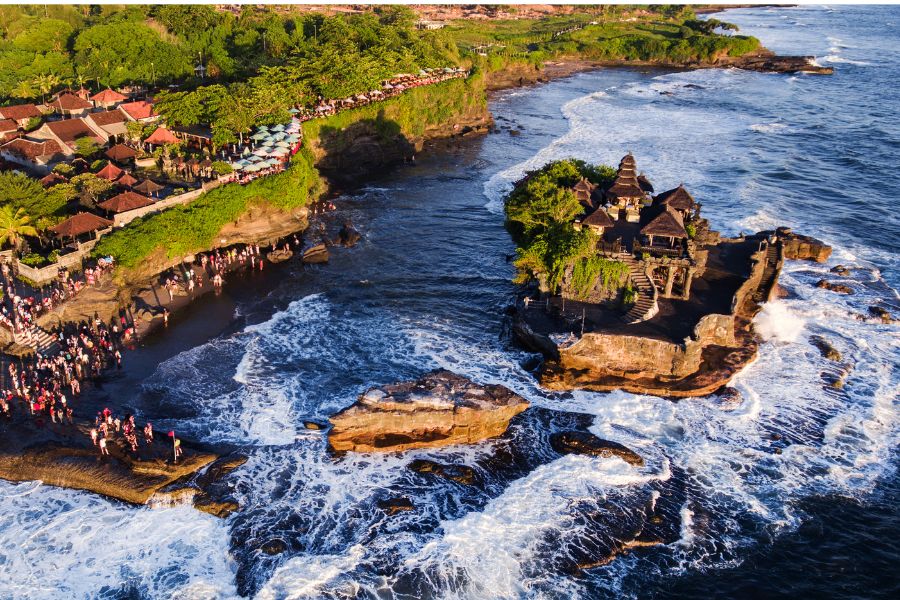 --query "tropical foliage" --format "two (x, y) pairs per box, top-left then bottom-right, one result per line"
(0, 205), (38, 249)
(504, 159), (620, 293)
